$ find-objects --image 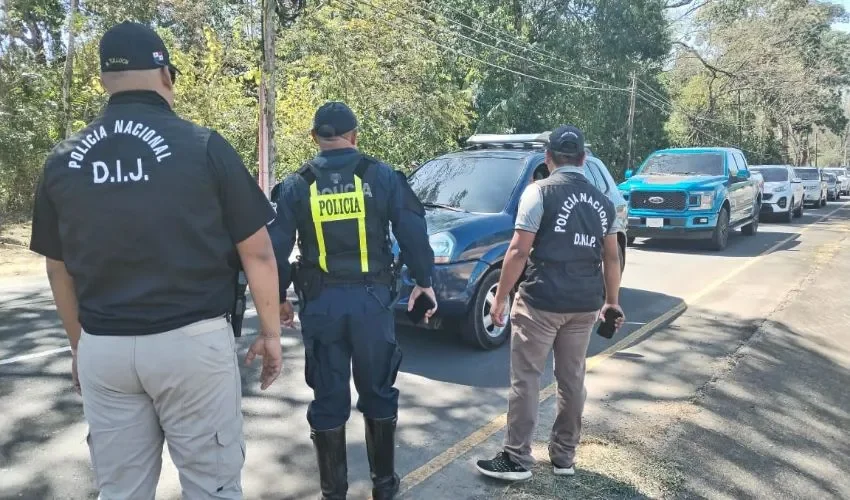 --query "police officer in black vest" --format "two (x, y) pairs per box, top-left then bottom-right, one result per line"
(28, 22), (283, 499)
(476, 125), (626, 481)
(269, 102), (436, 499)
